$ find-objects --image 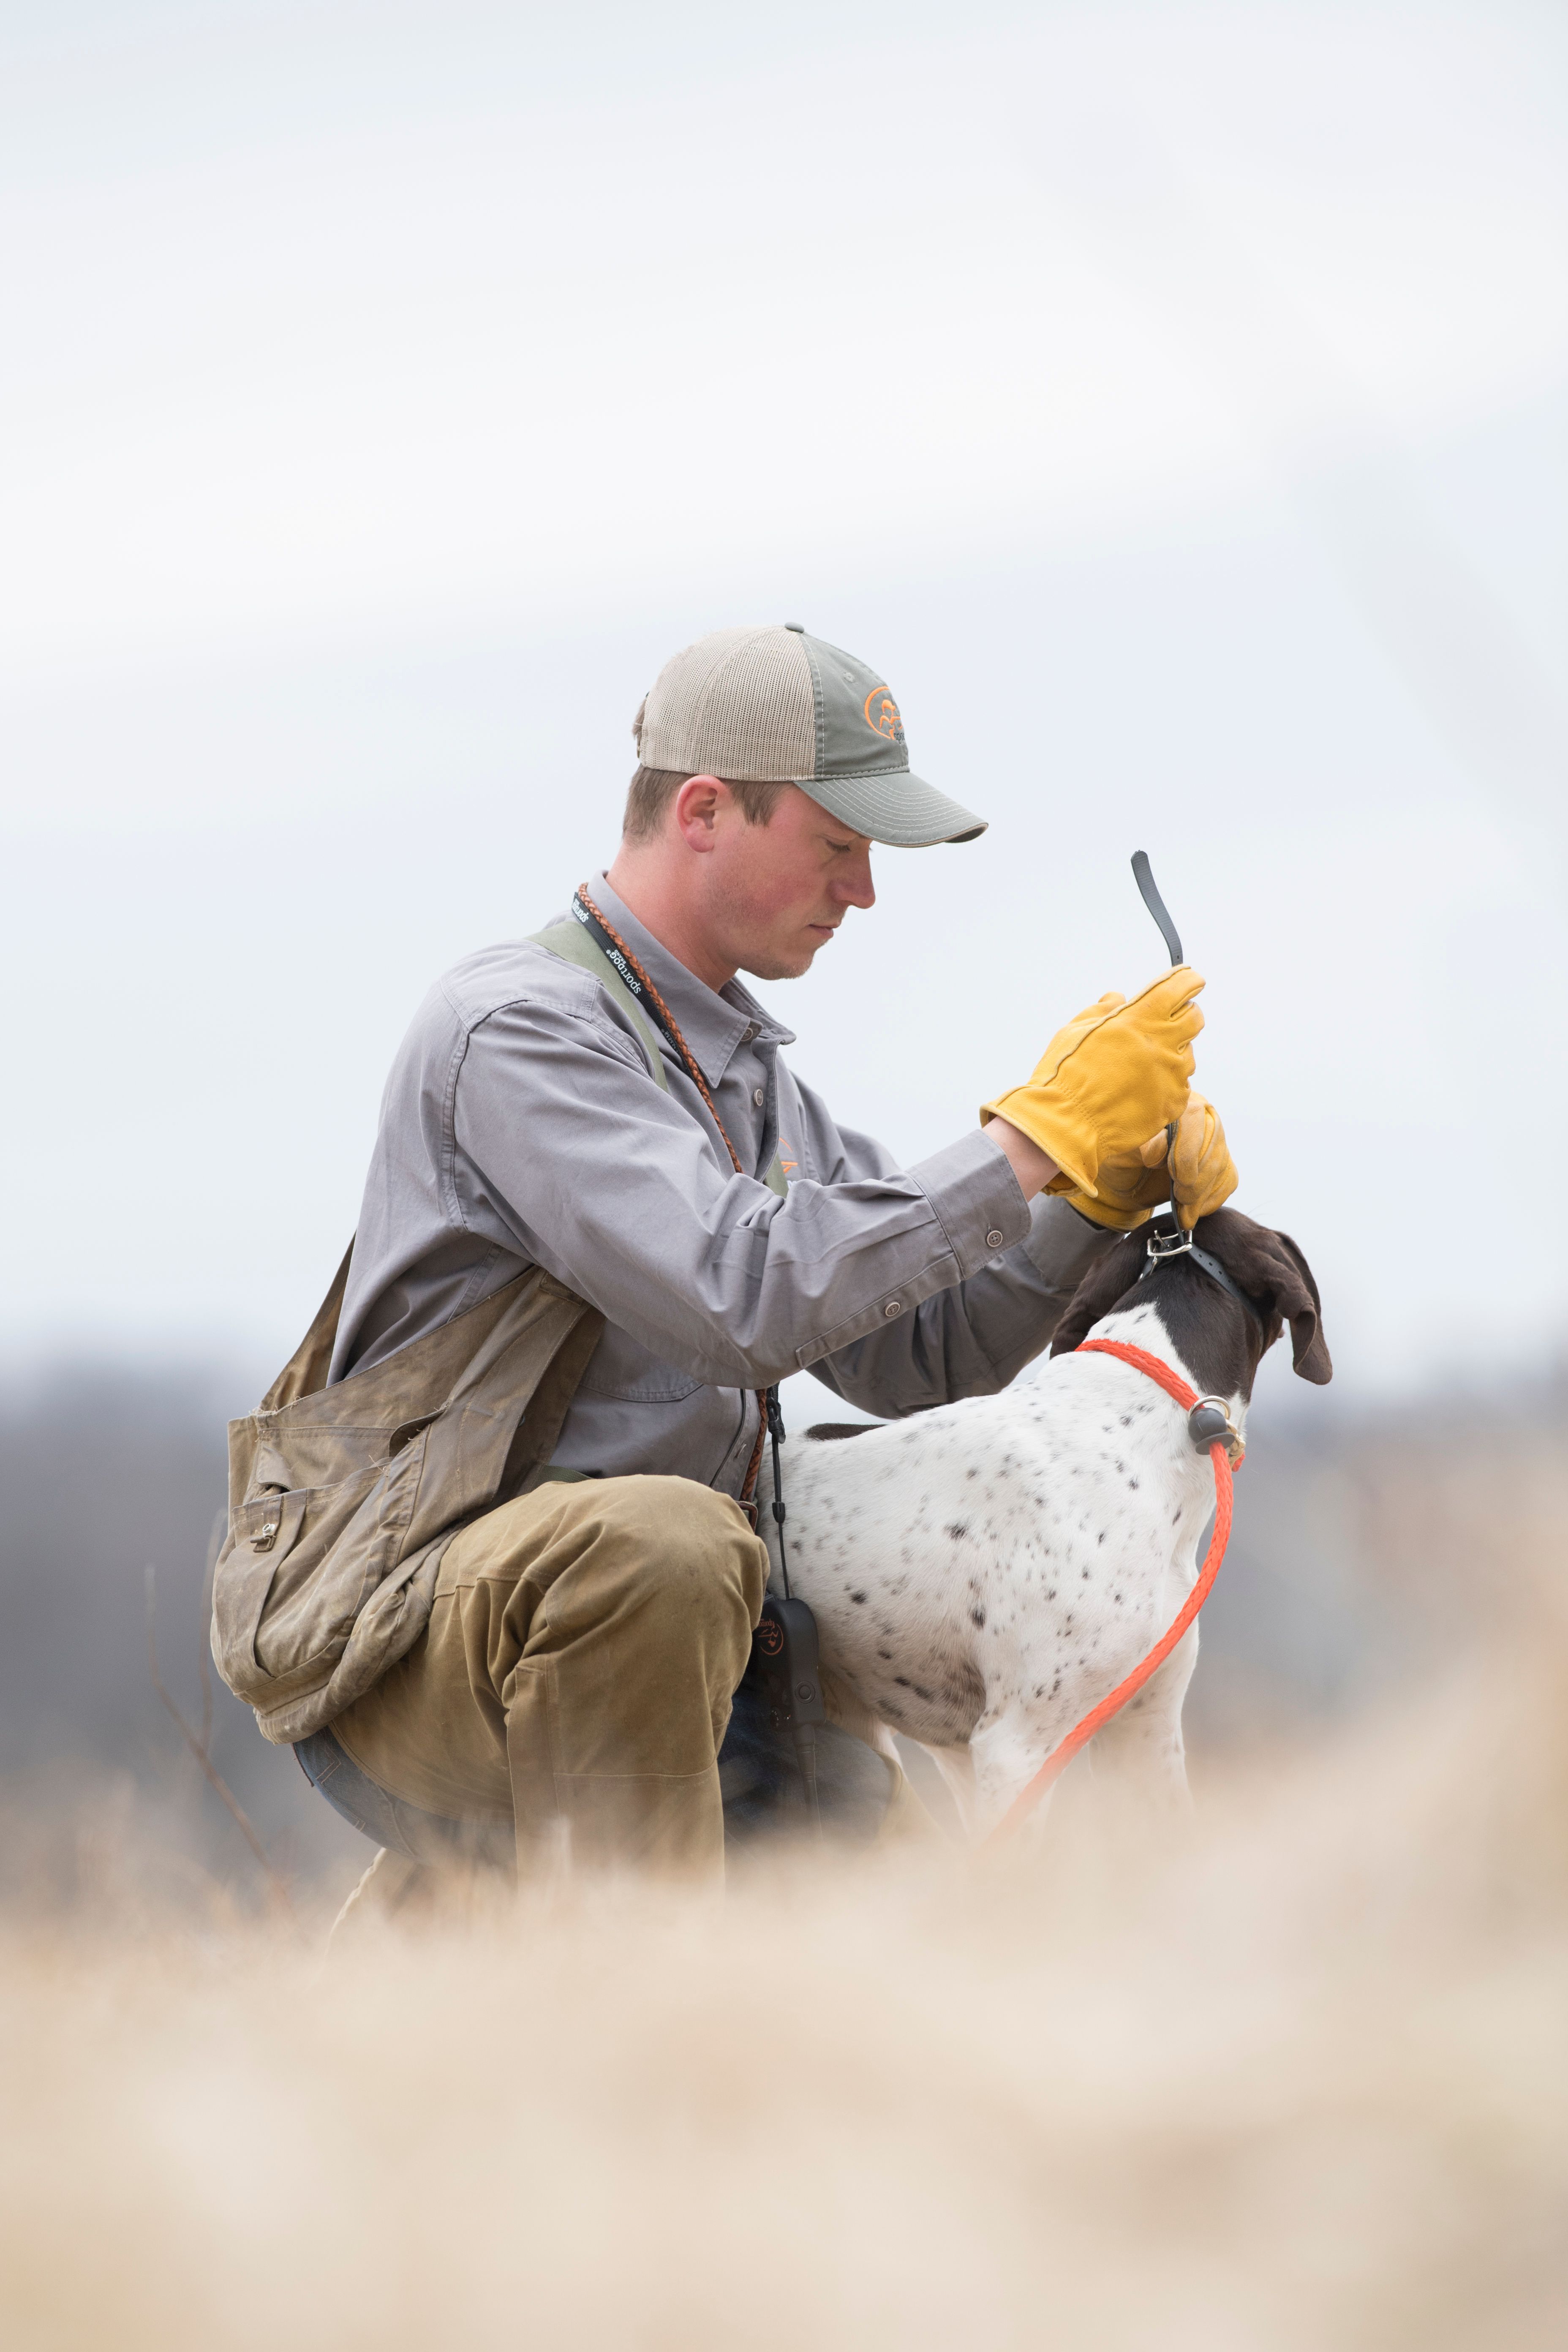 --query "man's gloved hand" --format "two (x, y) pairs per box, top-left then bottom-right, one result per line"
(1051, 1090), (1239, 1231)
(981, 966), (1206, 1196)
(1167, 1088), (1239, 1229)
